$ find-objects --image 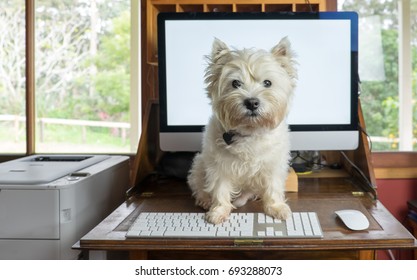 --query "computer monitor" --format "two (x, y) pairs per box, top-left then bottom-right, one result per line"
(158, 12), (359, 152)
